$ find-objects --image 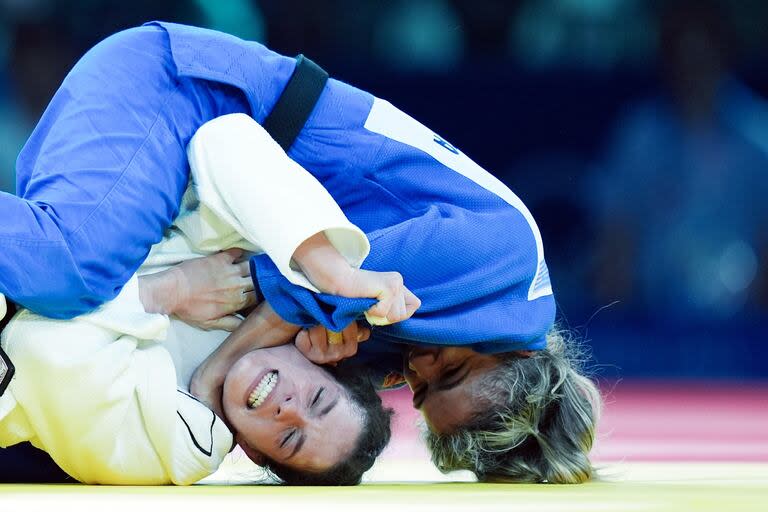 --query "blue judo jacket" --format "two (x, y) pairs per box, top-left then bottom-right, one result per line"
(1, 22), (555, 377)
